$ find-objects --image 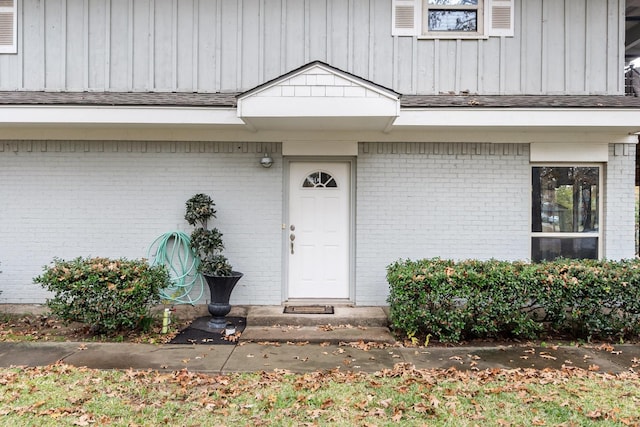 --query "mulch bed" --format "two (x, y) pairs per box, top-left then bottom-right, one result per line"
(168, 316), (246, 345)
